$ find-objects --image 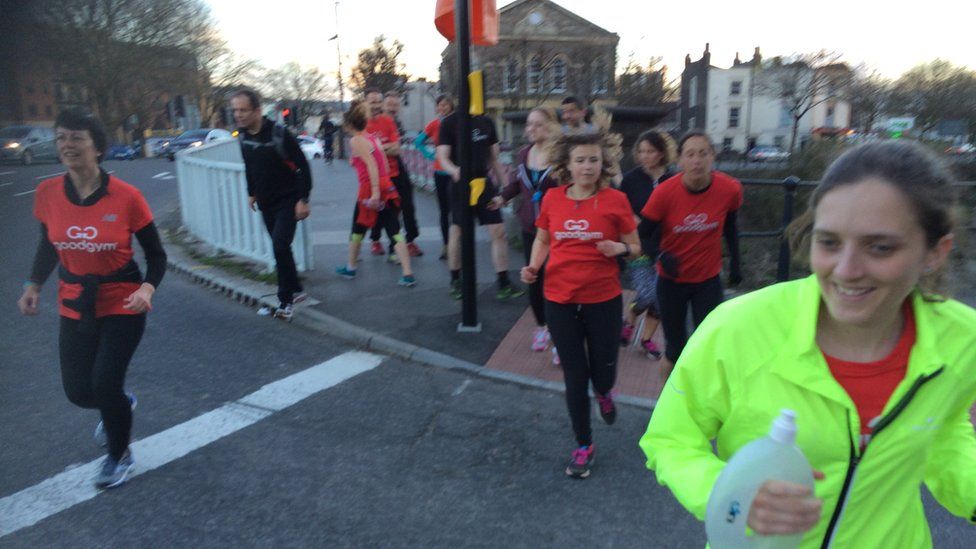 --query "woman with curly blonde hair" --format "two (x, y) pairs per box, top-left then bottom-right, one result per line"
(521, 132), (640, 479)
